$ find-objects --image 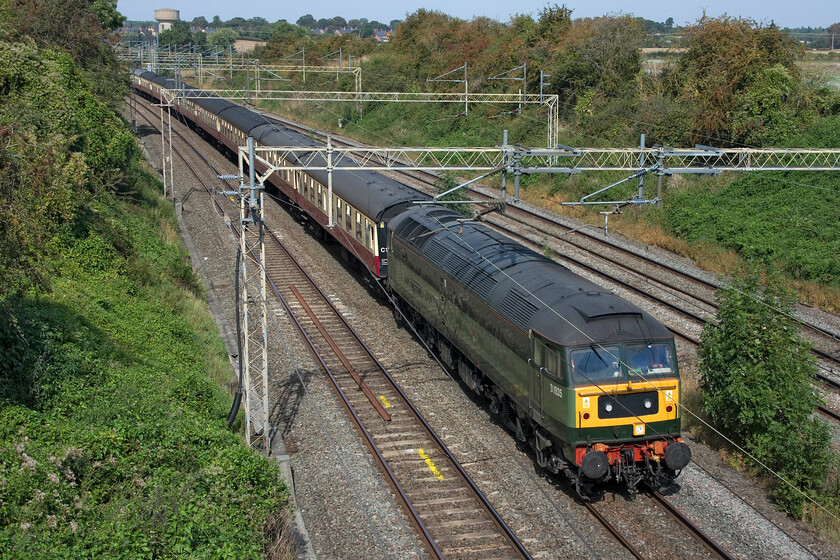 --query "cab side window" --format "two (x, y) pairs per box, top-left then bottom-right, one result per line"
(533, 339), (546, 368)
